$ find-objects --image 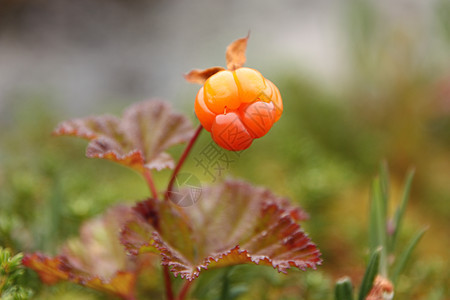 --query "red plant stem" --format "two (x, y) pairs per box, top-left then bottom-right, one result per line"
(176, 280), (193, 300)
(143, 170), (176, 298)
(163, 265), (174, 300)
(149, 125), (202, 299)
(143, 168), (159, 199)
(165, 125), (203, 201)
